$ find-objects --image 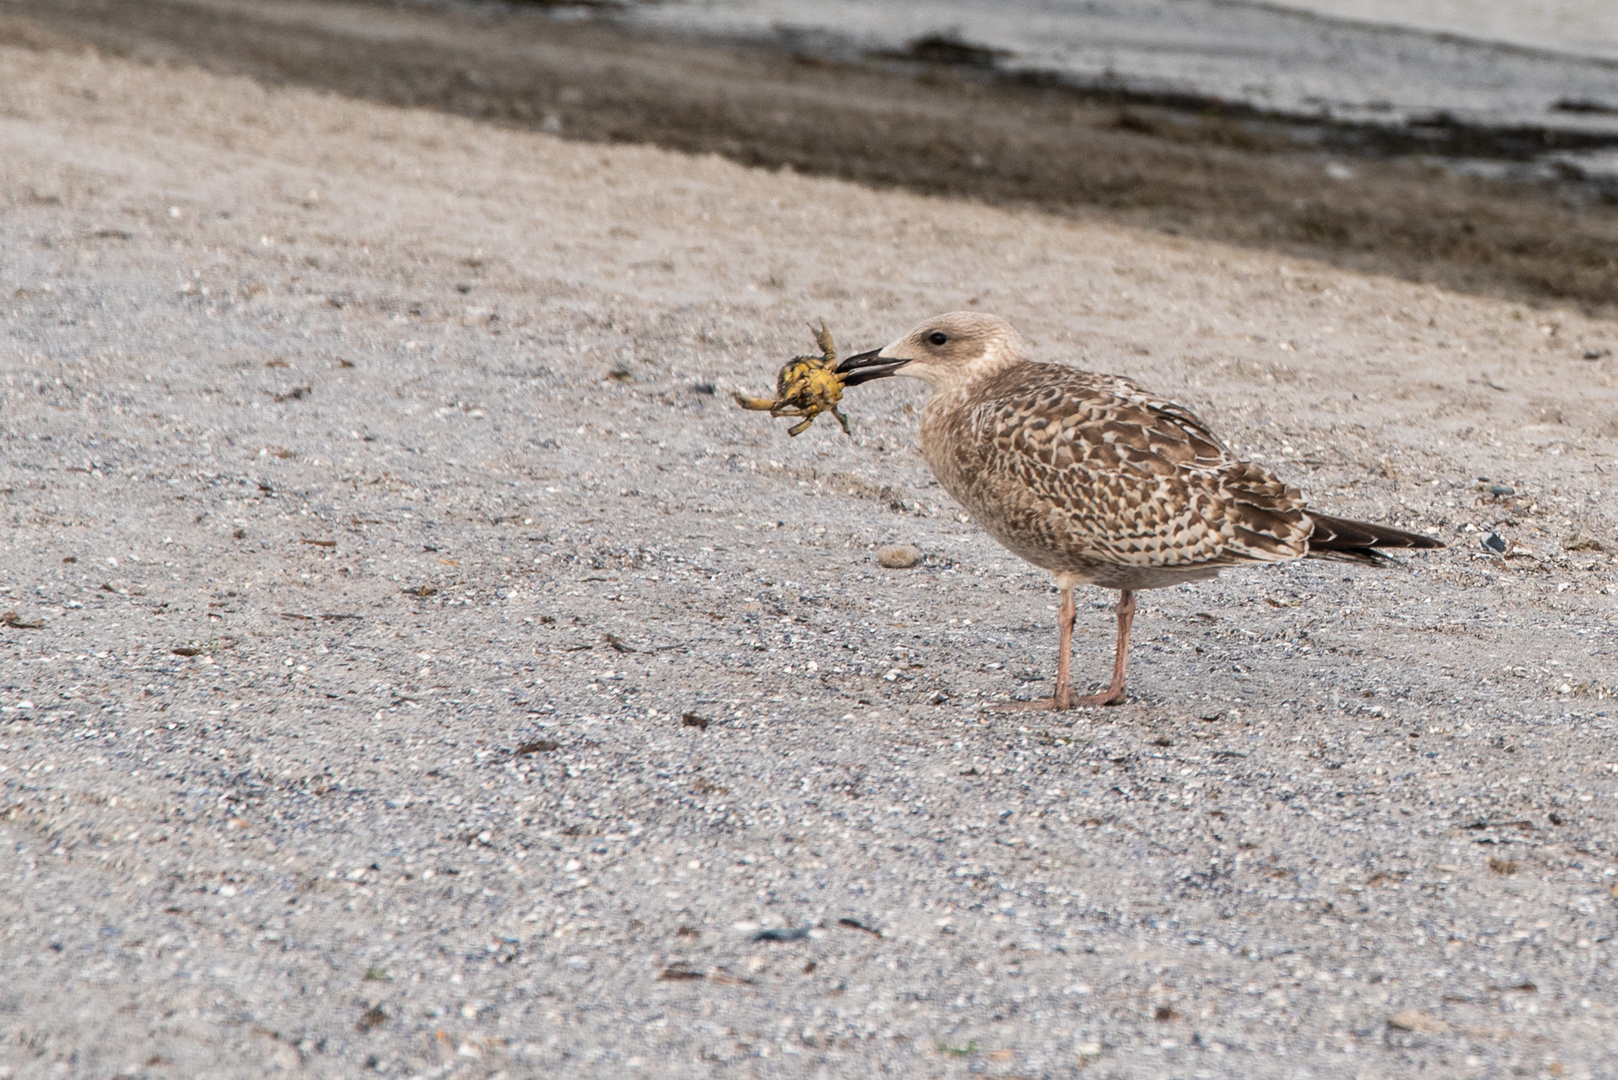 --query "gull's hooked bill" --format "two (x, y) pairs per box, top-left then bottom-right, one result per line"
(835, 348), (911, 386)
